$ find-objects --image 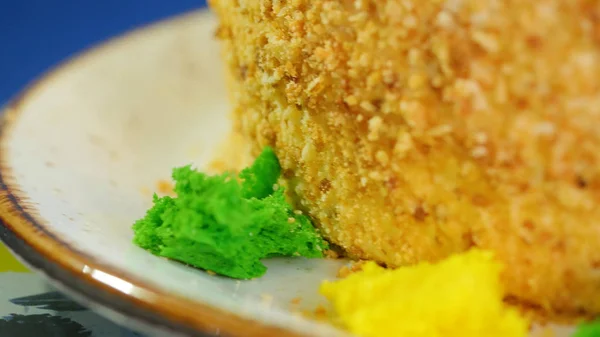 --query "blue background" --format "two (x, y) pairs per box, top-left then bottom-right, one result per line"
(0, 1), (208, 104)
